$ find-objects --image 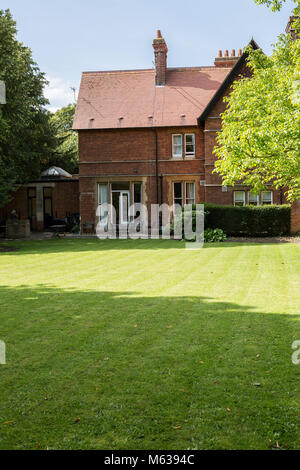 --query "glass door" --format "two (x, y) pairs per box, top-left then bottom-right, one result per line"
(120, 191), (129, 224)
(111, 190), (130, 225)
